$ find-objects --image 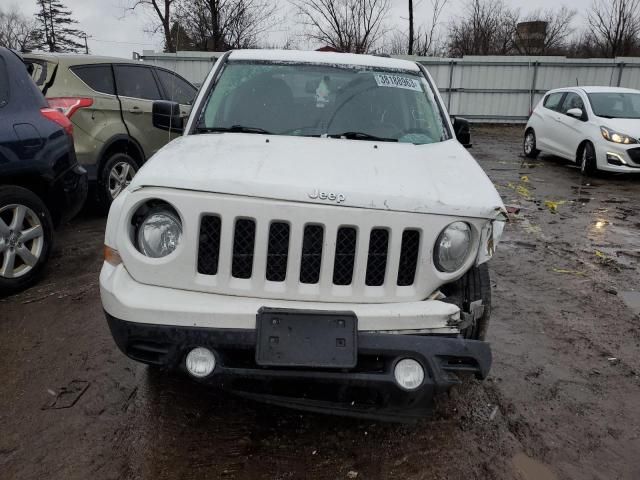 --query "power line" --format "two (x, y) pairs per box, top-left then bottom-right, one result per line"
(90, 38), (157, 46)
